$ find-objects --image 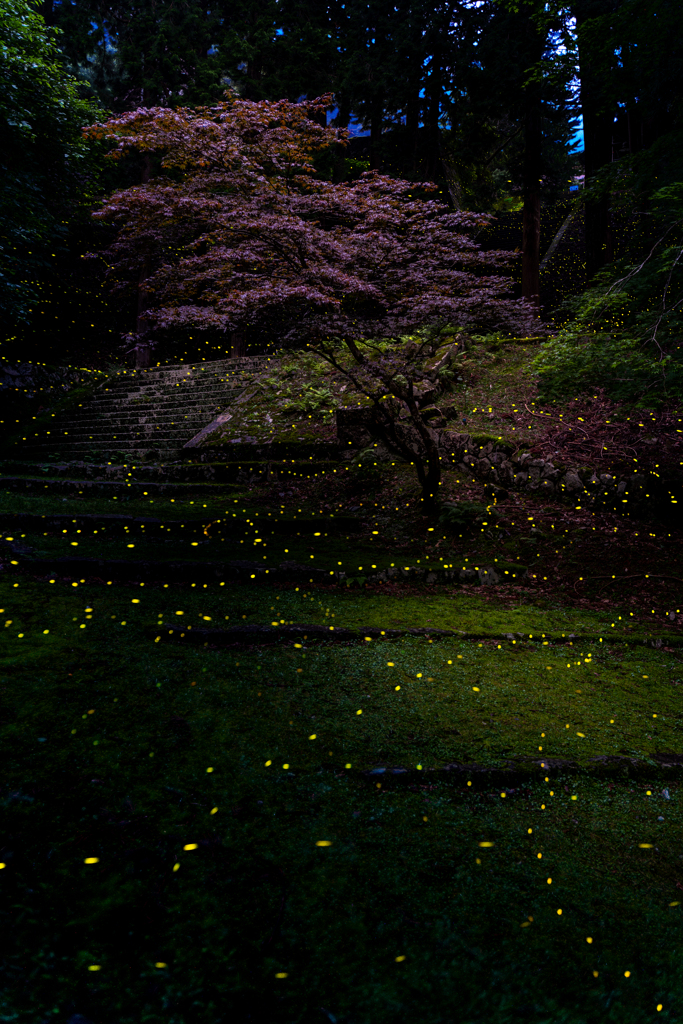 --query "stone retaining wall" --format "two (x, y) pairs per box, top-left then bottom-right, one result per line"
(439, 432), (681, 516)
(336, 408), (681, 516)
